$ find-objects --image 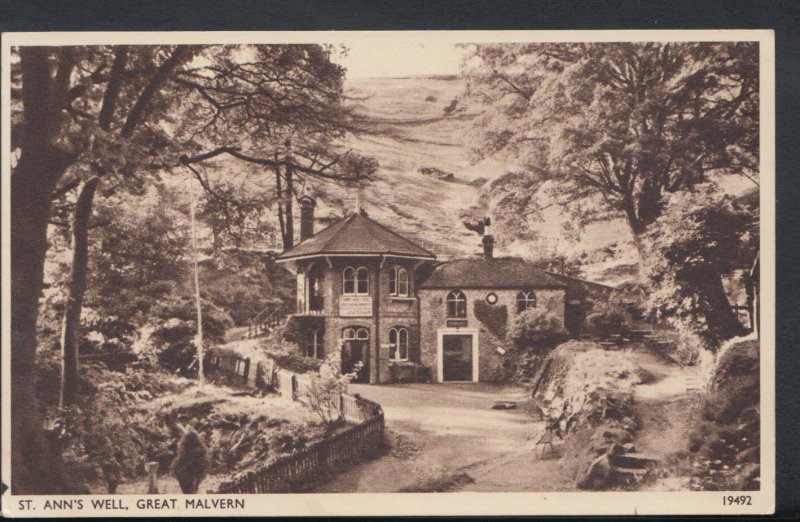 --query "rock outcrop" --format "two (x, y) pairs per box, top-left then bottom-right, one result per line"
(529, 340), (656, 490)
(689, 338), (760, 490)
